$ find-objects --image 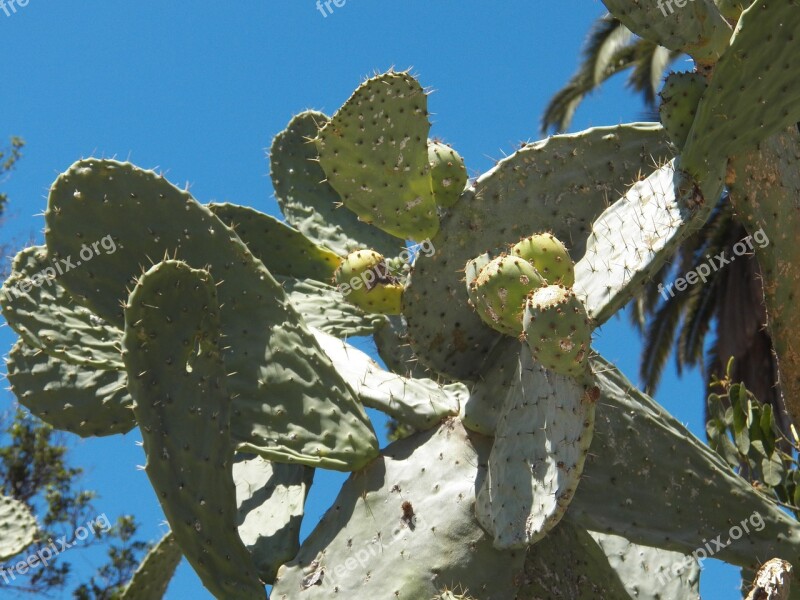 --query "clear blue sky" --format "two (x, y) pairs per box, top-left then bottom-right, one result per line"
(1, 1), (738, 598)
